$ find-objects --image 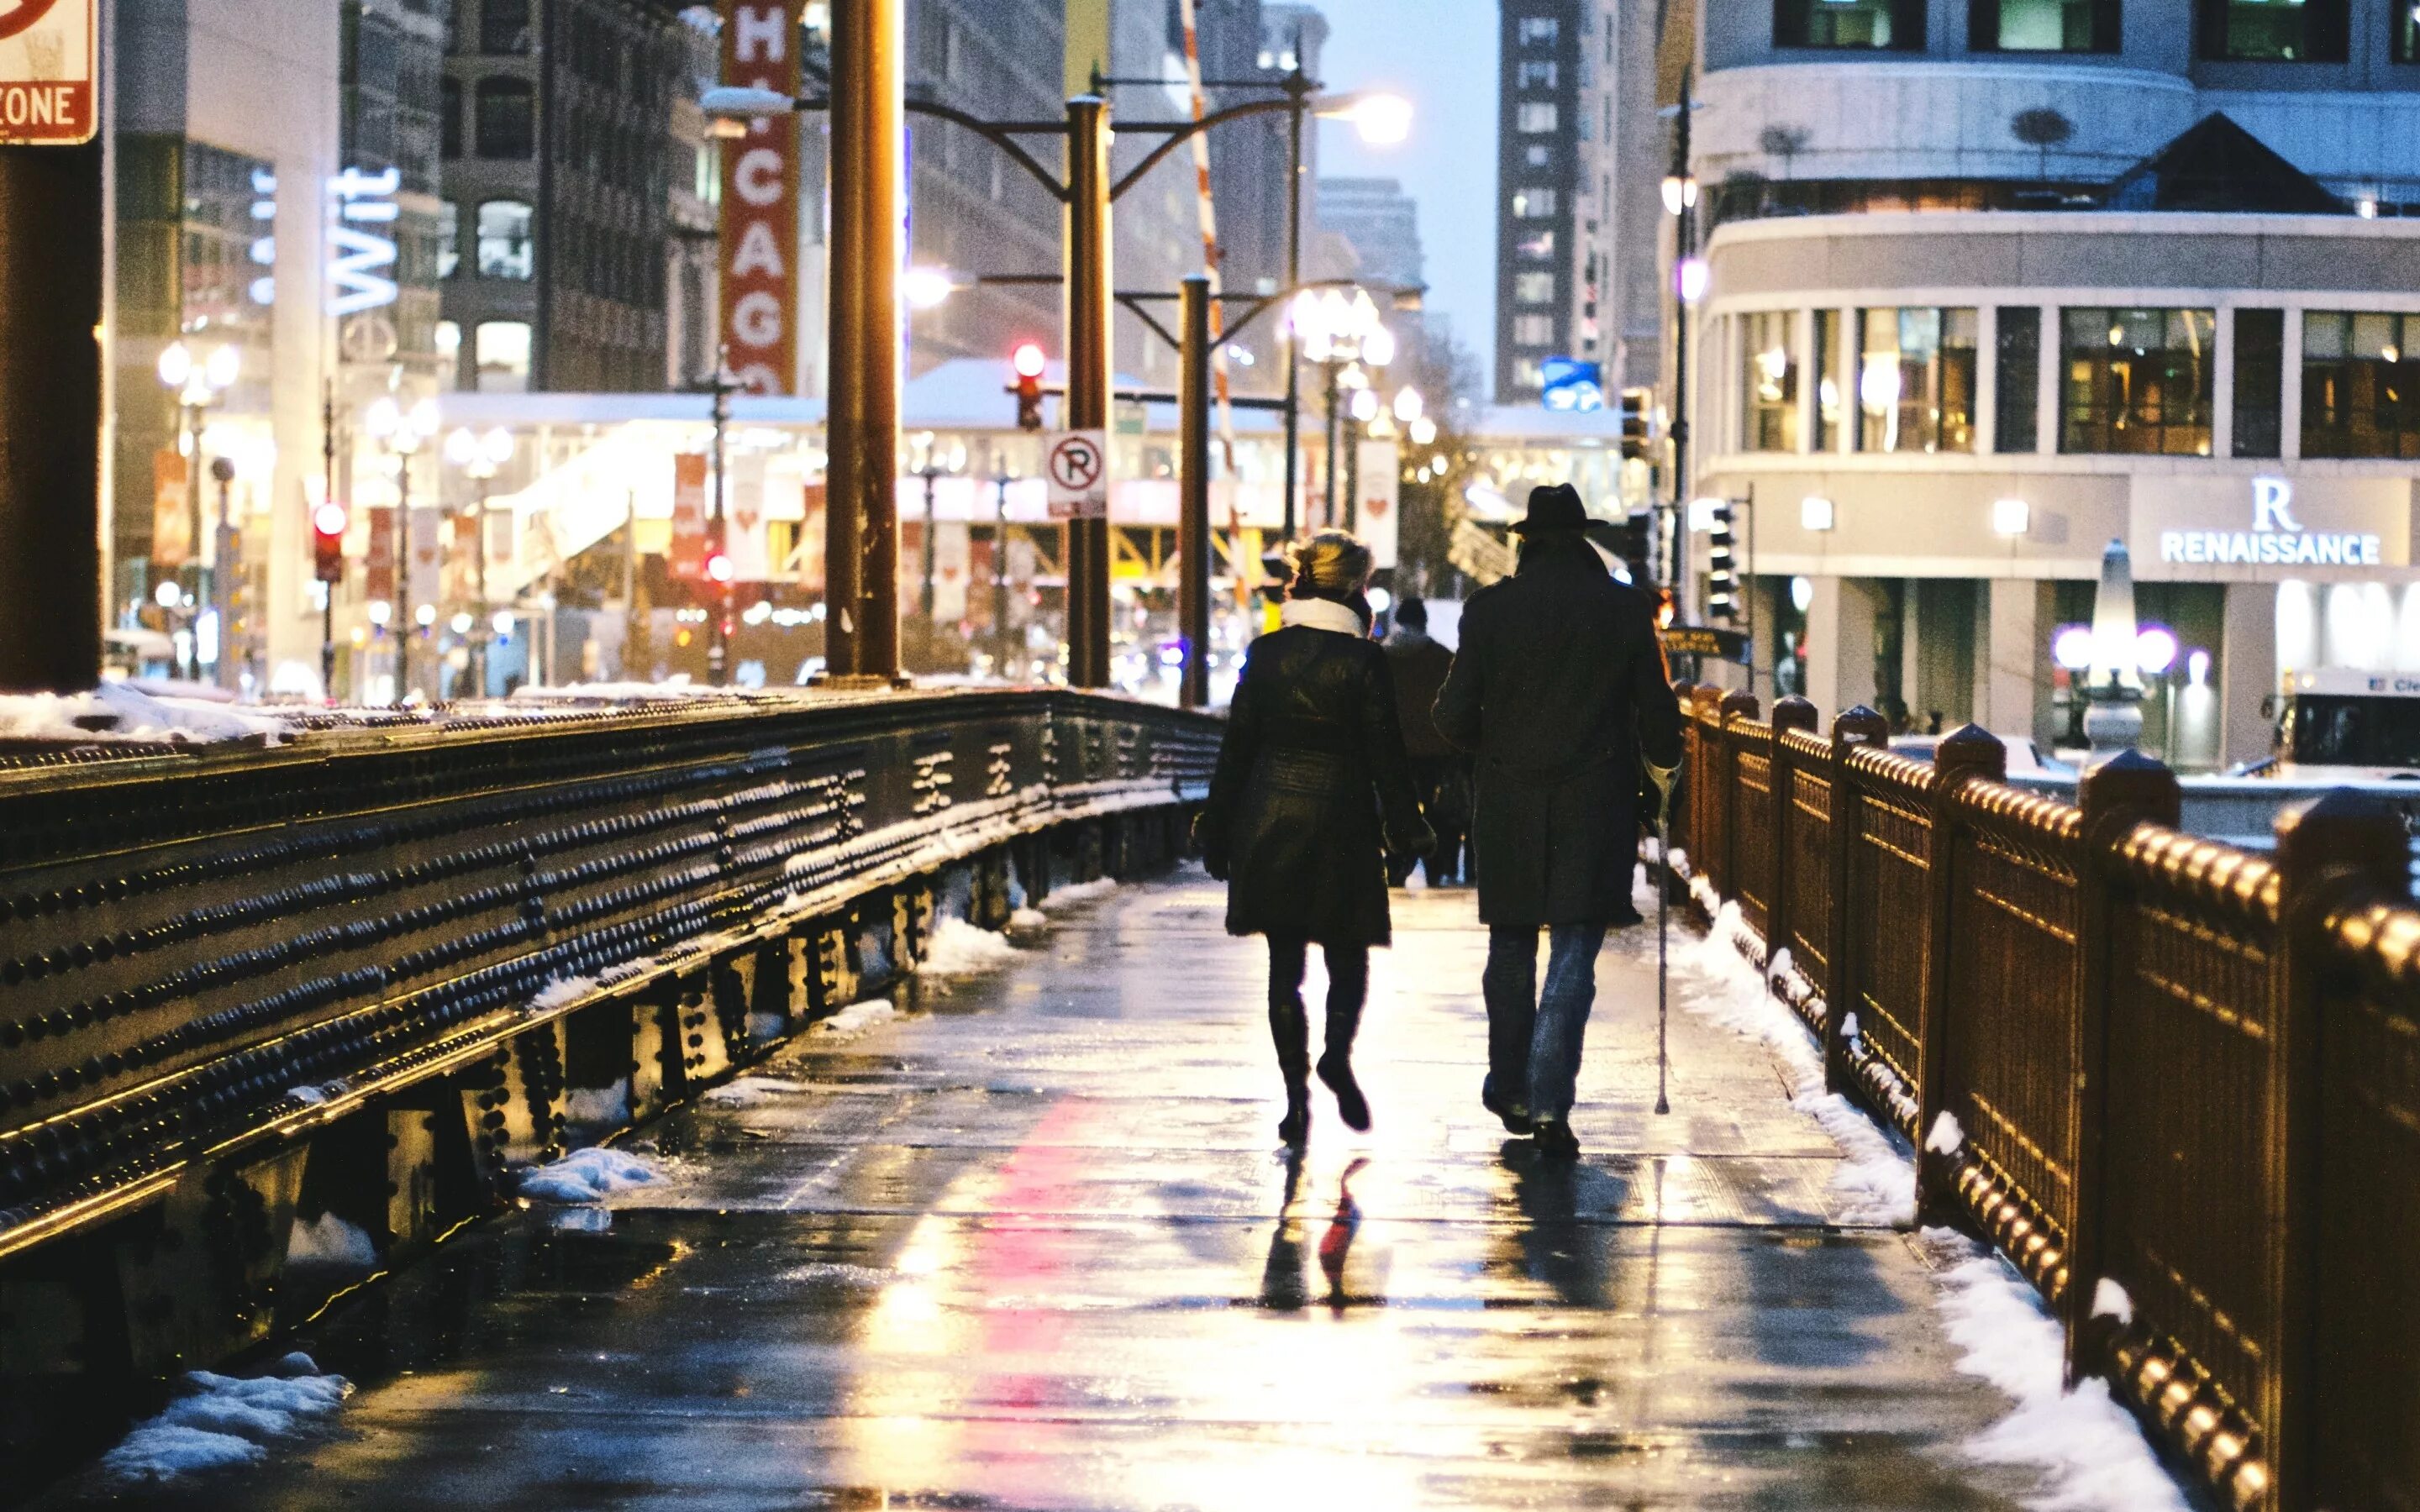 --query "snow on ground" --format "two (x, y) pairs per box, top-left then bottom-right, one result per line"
(1664, 896), (1915, 1226)
(701, 1075), (800, 1108)
(919, 915), (1023, 974)
(1007, 906), (1048, 932)
(1663, 874), (2185, 1510)
(516, 1146), (666, 1203)
(97, 1355), (351, 1484)
(285, 1213), (377, 1269)
(811, 998), (897, 1038)
(0, 685), (287, 746)
(1919, 1229), (2192, 1512)
(1037, 877), (1117, 911)
(564, 1086), (631, 1126)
